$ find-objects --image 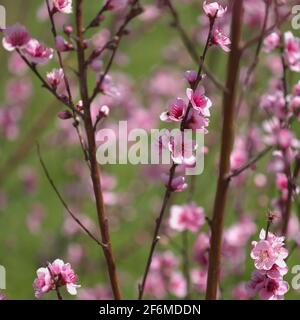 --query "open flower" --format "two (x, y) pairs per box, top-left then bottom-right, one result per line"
(52, 0), (73, 14)
(284, 31), (300, 72)
(22, 39), (53, 64)
(186, 87), (212, 116)
(33, 259), (80, 298)
(168, 133), (197, 166)
(263, 32), (280, 53)
(169, 203), (205, 233)
(160, 98), (186, 122)
(2, 23), (31, 51)
(211, 28), (231, 52)
(203, 1), (227, 19)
